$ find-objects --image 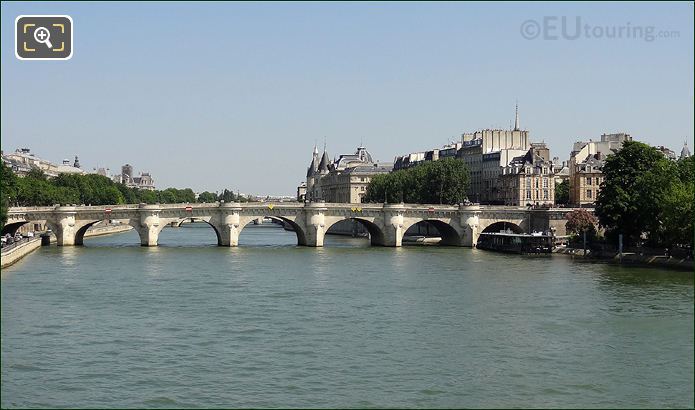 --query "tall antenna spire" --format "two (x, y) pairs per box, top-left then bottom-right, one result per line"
(514, 100), (520, 131)
(323, 136), (327, 152)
